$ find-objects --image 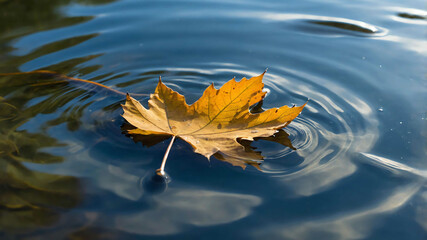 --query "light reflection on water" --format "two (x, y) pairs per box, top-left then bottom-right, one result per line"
(253, 182), (424, 239)
(115, 189), (262, 235)
(0, 0), (426, 239)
